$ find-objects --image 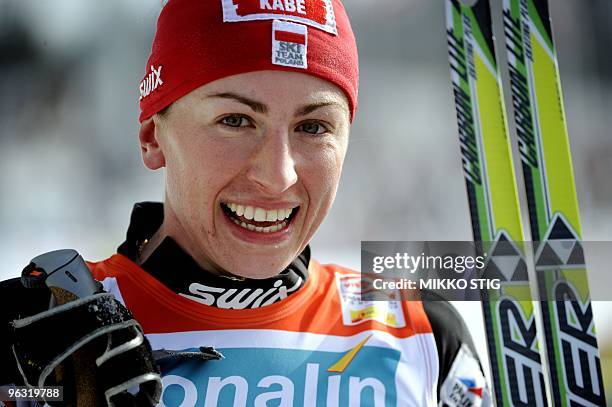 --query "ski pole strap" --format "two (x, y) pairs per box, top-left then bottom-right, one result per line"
(10, 293), (162, 406)
(153, 346), (224, 363)
(96, 323), (161, 406)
